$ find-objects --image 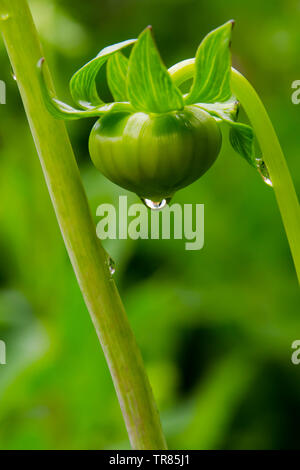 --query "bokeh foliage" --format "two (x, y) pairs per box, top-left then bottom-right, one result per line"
(0, 0), (299, 450)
